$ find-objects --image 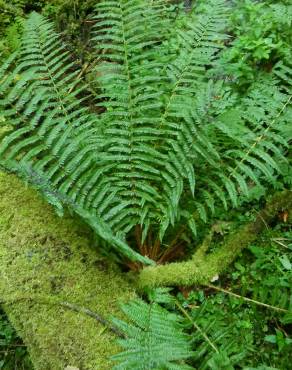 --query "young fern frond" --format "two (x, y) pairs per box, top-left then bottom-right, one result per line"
(0, 1), (291, 264)
(111, 298), (194, 370)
